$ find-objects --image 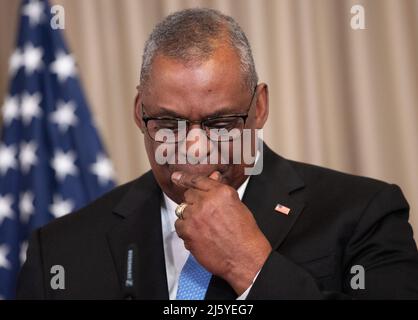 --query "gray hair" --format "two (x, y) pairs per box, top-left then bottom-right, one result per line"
(139, 8), (258, 93)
